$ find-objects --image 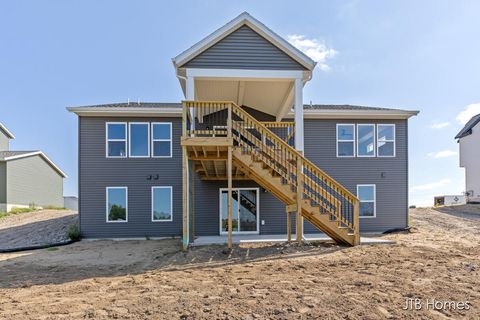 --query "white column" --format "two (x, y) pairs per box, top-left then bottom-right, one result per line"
(294, 78), (304, 152)
(186, 76), (195, 132)
(184, 76), (195, 248)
